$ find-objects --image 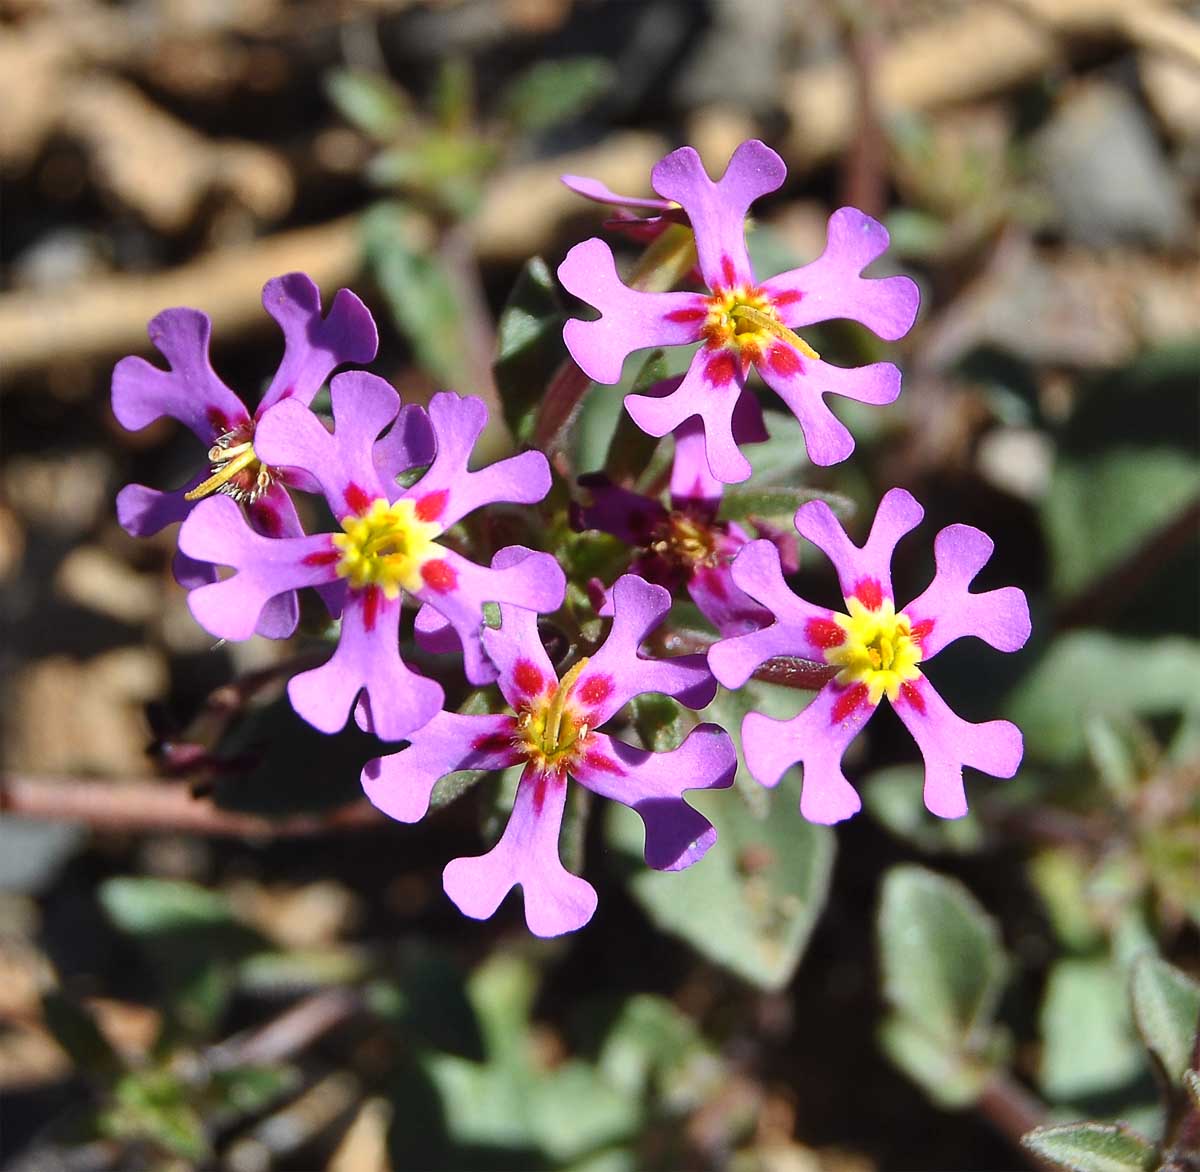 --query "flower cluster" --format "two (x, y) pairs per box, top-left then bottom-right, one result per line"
(115, 138), (1030, 937)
